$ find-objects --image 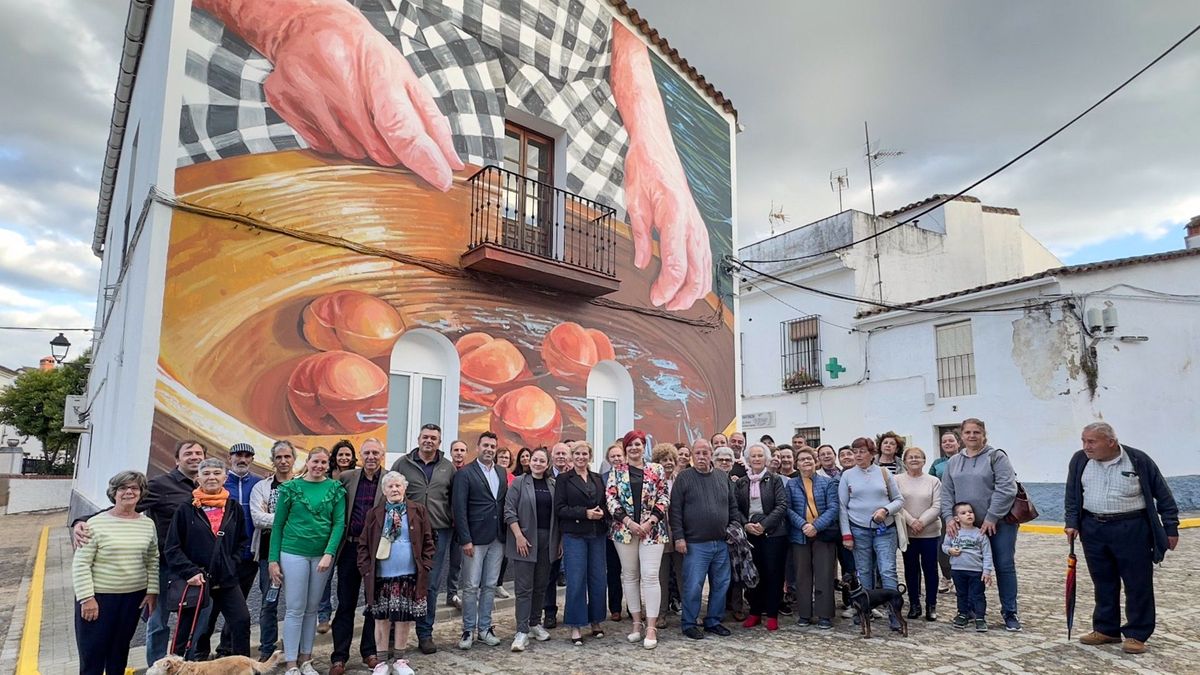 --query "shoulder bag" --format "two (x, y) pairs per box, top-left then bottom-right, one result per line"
(164, 528), (225, 611)
(990, 449), (1039, 525)
(881, 466), (909, 552)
